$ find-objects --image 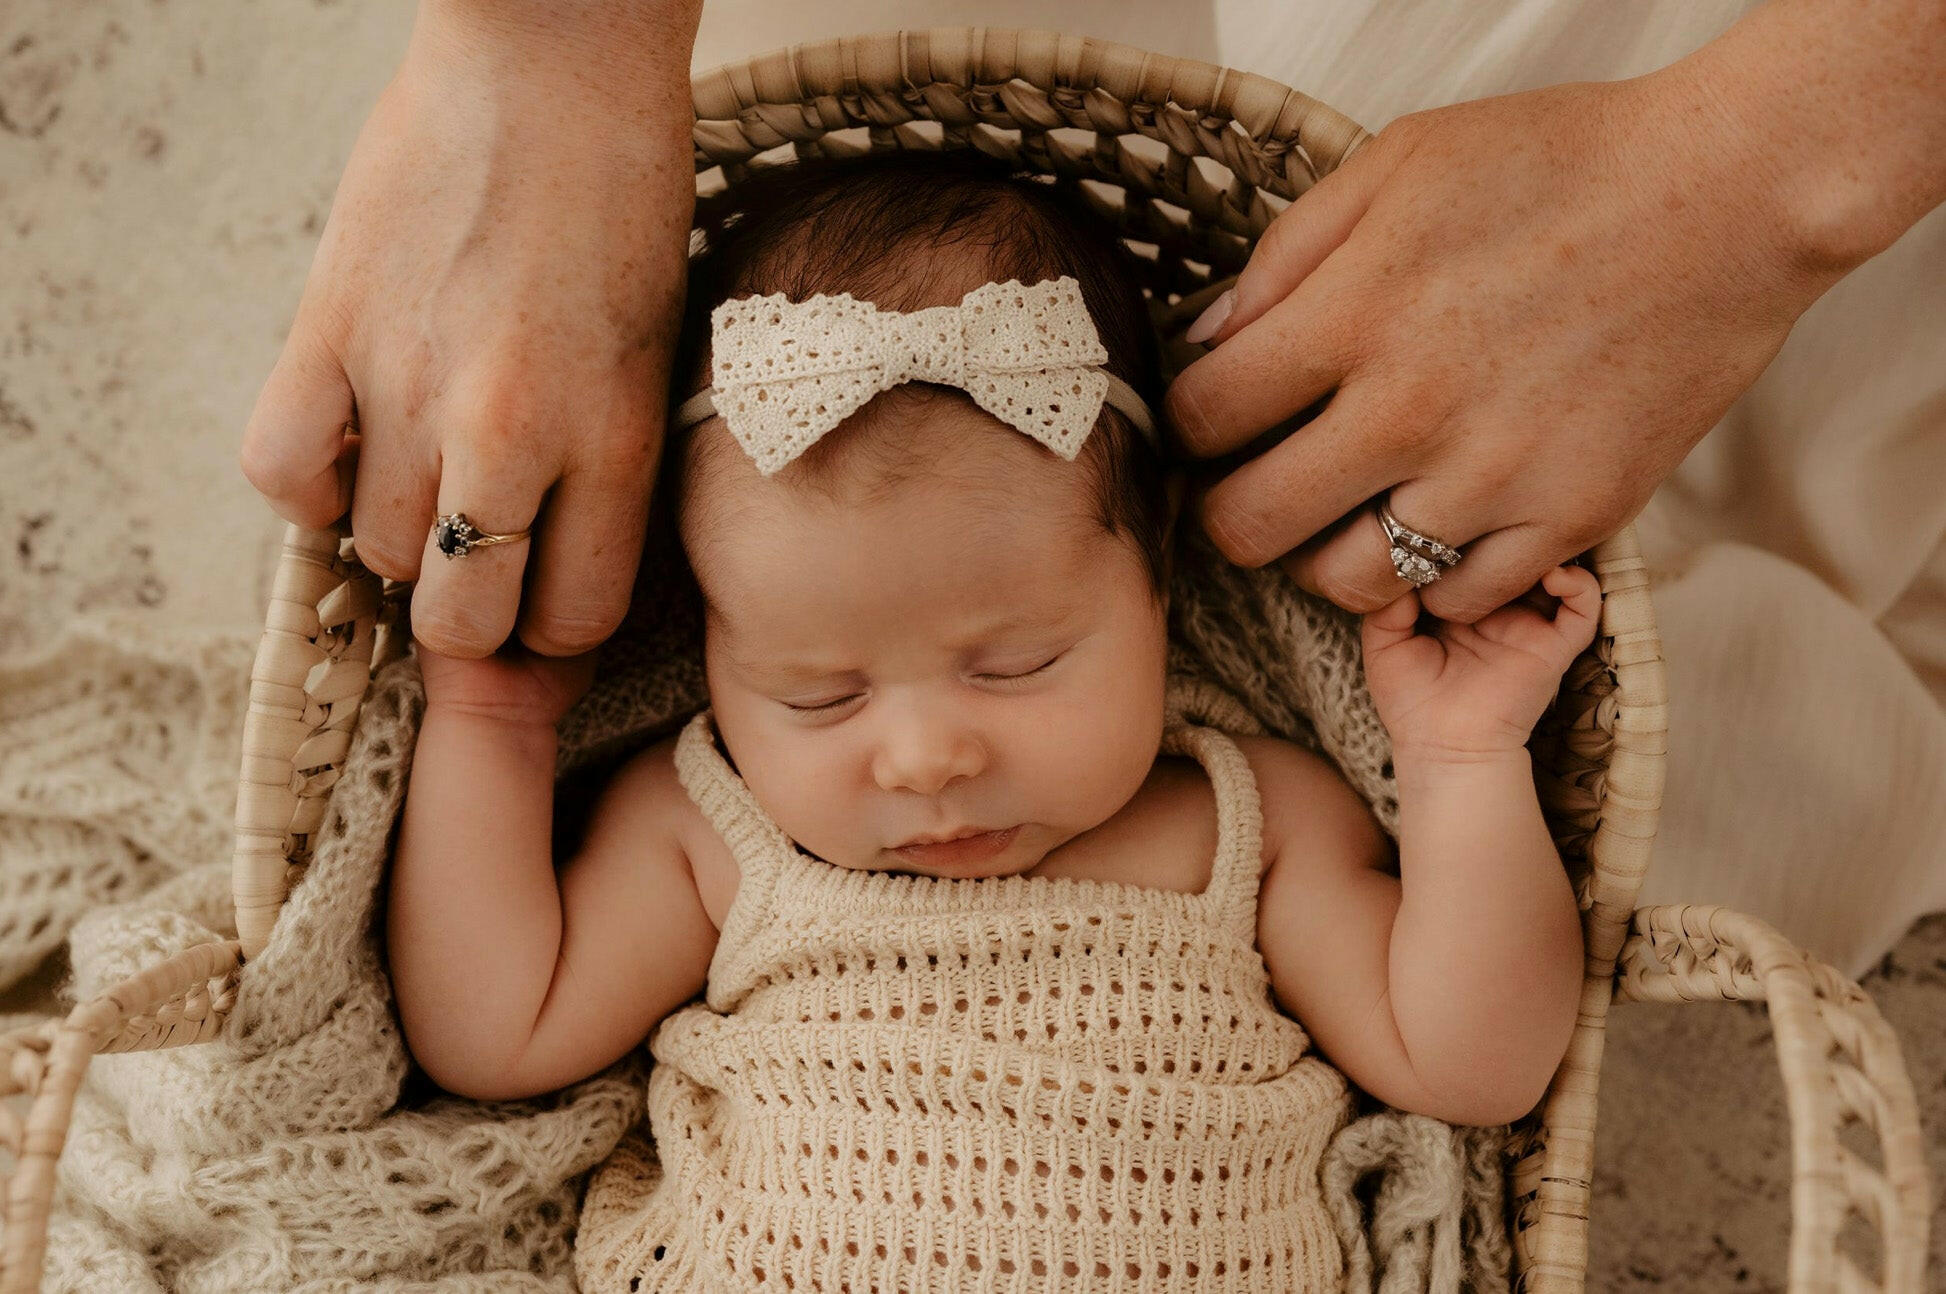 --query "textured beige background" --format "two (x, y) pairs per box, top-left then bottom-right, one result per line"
(1, 2), (1939, 1289)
